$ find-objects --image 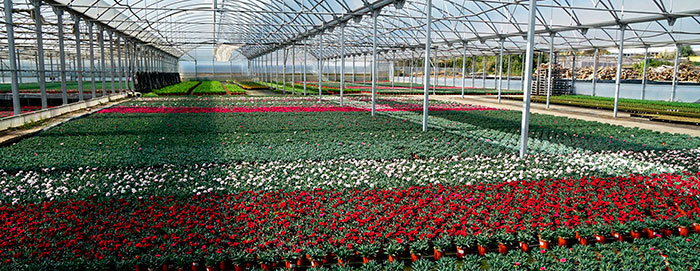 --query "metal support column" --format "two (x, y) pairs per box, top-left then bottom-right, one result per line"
(54, 8), (68, 104)
(592, 48), (598, 96)
(497, 39), (504, 103)
(318, 34), (323, 101)
(99, 26), (106, 96)
(519, 0), (537, 158)
(460, 45), (467, 98)
(546, 33), (555, 108)
(72, 15), (84, 101)
(31, 0), (48, 109)
(671, 44), (680, 102)
(303, 41), (307, 95)
(640, 47), (648, 100)
(507, 55), (512, 91)
(422, 0), (433, 132)
(340, 24), (346, 106)
(571, 52), (577, 92)
(88, 21), (96, 97)
(109, 32), (115, 94)
(117, 35), (123, 92)
(471, 56), (476, 88)
(371, 10), (379, 116)
(5, 0), (21, 115)
(613, 25), (626, 117)
(482, 55), (486, 89)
